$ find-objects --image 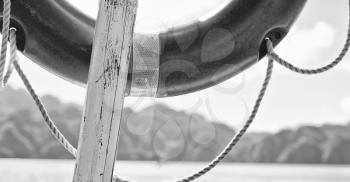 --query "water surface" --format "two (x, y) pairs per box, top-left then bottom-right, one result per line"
(0, 159), (349, 182)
